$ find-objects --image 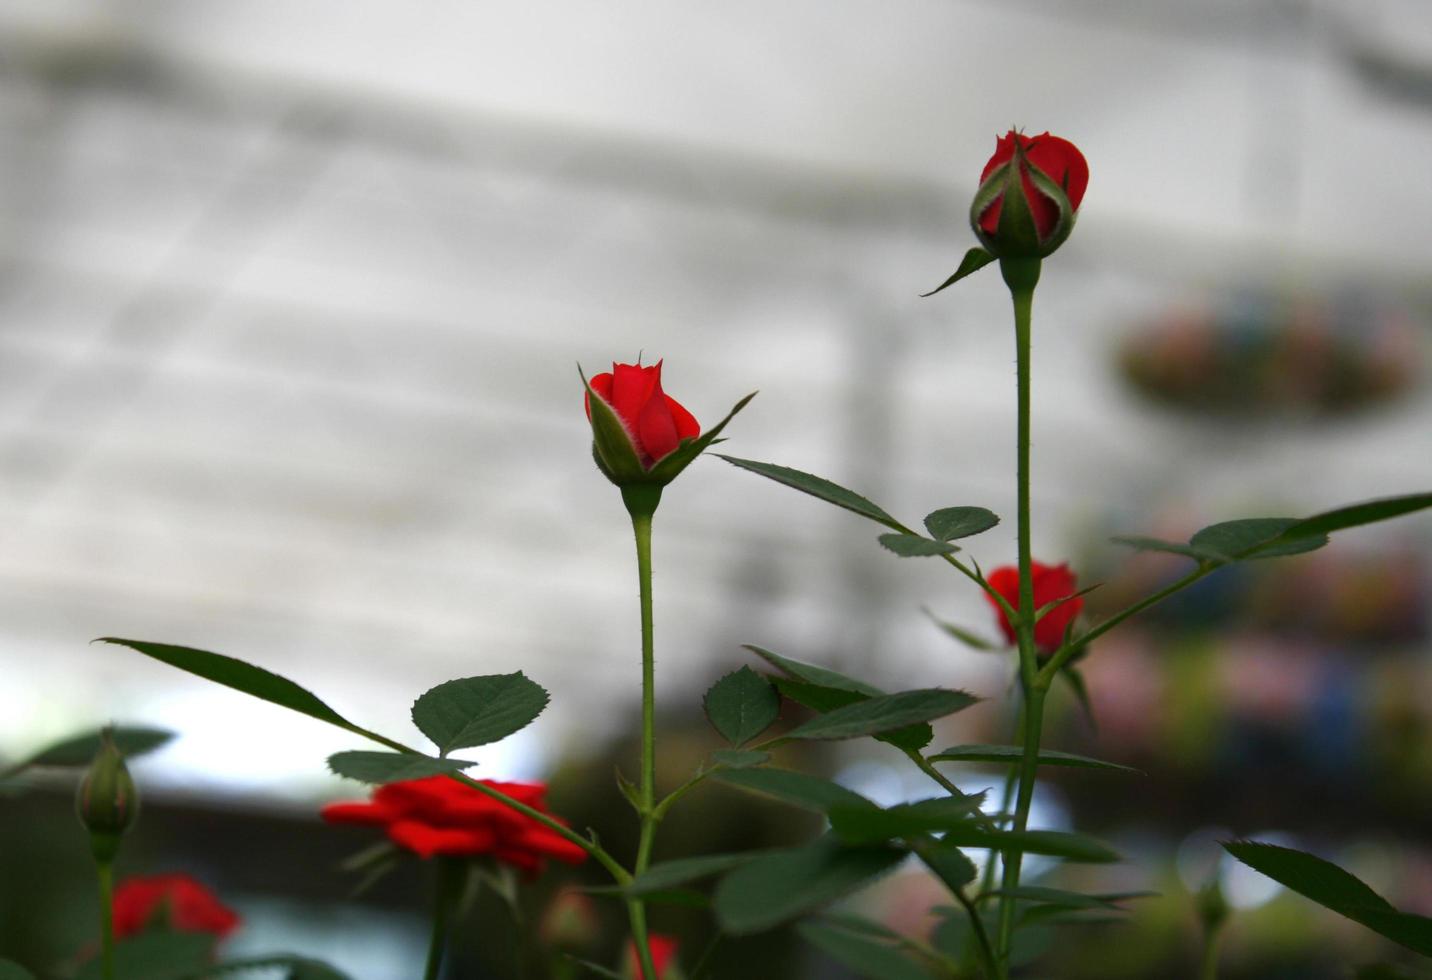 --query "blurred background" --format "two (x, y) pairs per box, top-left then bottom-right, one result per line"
(2, 0), (1432, 976)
